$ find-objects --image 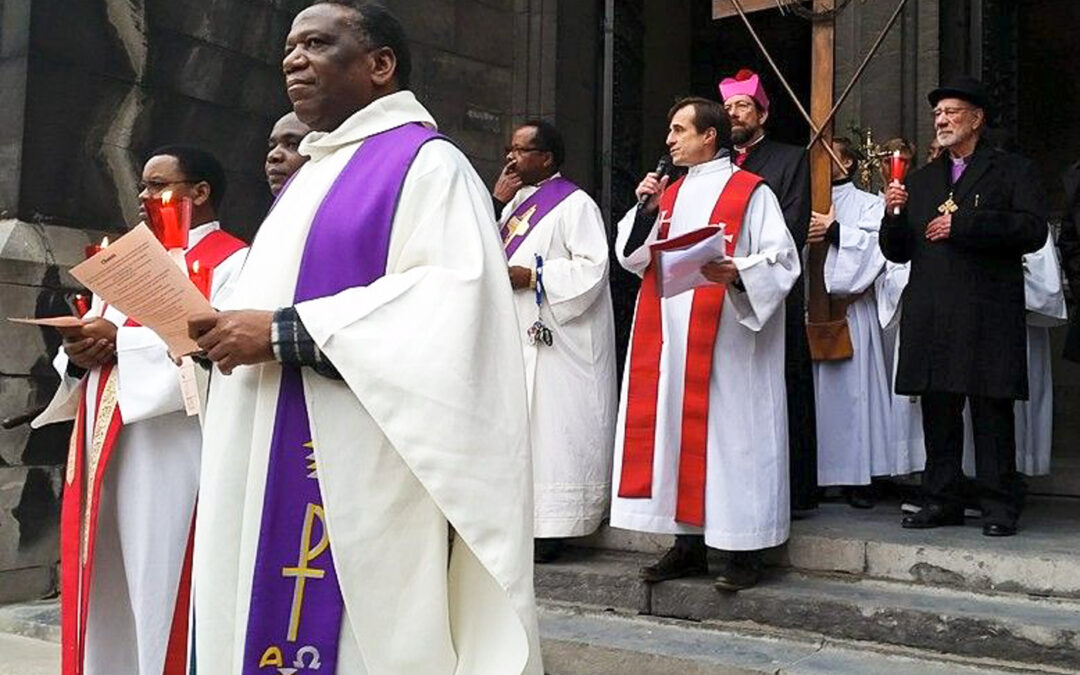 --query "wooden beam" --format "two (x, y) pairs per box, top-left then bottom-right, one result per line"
(712, 0), (799, 20)
(805, 0), (834, 325)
